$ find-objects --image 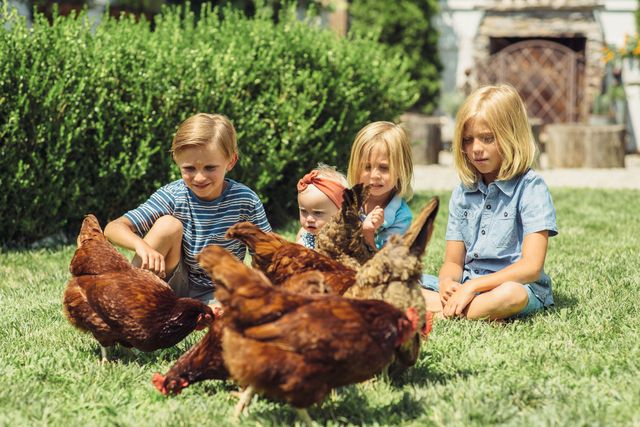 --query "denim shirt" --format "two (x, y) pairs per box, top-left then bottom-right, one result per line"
(445, 169), (558, 306)
(360, 194), (412, 249)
